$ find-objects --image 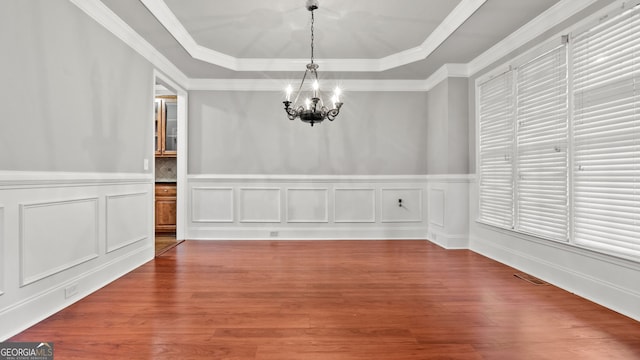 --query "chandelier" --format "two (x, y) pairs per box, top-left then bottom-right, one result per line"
(283, 0), (343, 126)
